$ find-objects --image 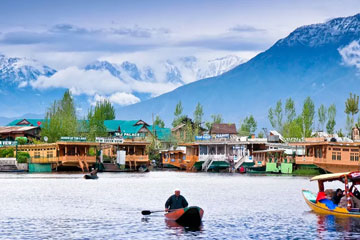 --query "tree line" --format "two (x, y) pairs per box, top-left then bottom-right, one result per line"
(41, 90), (115, 142)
